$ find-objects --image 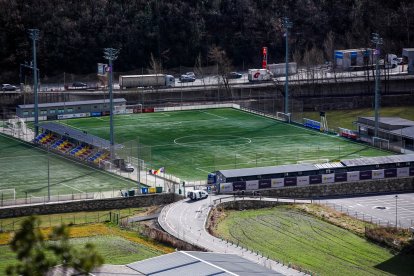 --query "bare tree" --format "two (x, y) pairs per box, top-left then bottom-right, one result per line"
(149, 53), (163, 74)
(194, 53), (206, 87)
(208, 46), (233, 96)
